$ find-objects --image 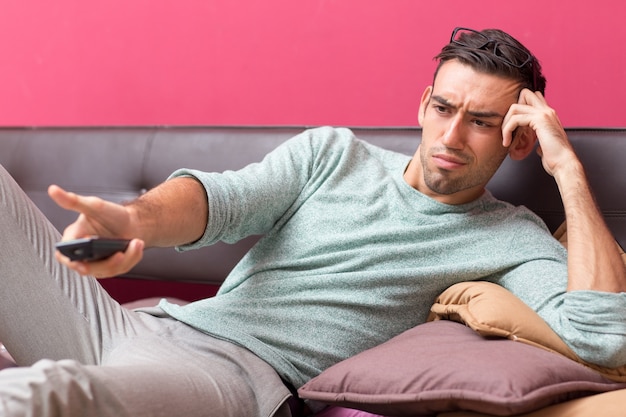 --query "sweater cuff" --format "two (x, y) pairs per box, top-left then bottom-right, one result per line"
(564, 290), (626, 367)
